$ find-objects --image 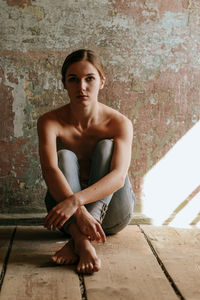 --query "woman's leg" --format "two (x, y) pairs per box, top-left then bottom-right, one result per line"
(45, 149), (102, 272)
(85, 139), (135, 234)
(85, 139), (114, 222)
(44, 149), (82, 233)
(102, 175), (135, 235)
